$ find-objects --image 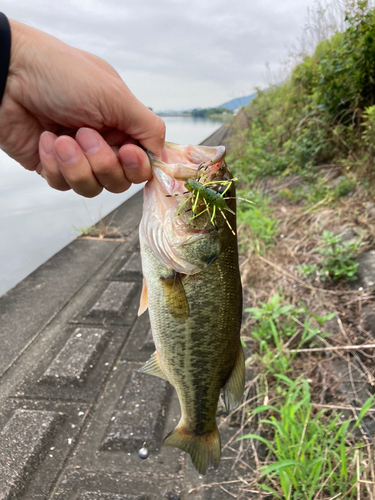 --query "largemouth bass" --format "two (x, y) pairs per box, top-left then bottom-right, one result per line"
(138, 142), (244, 475)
